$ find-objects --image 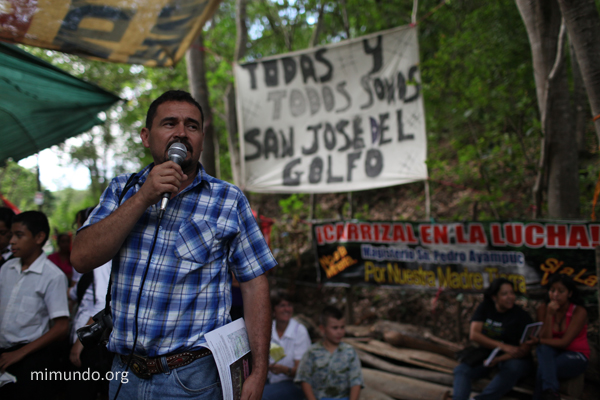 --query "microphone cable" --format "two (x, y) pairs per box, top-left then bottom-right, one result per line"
(111, 210), (164, 400)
